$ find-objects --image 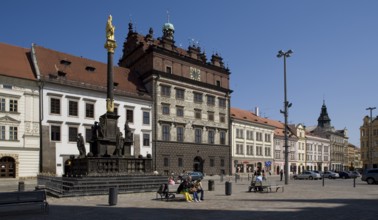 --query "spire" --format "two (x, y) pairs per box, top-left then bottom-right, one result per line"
(317, 100), (331, 129)
(162, 10), (174, 40)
